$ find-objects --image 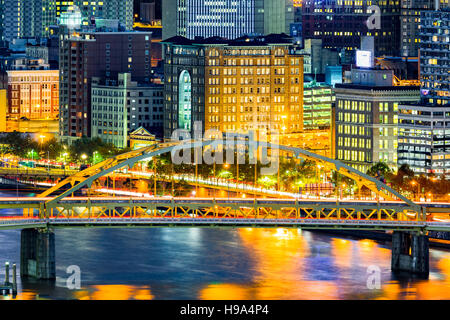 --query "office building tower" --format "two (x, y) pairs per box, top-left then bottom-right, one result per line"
(400, 0), (435, 57)
(302, 0), (401, 57)
(5, 69), (59, 120)
(303, 81), (334, 131)
(162, 0), (294, 40)
(1, 0), (134, 41)
(162, 34), (303, 139)
(398, 8), (450, 177)
(58, 30), (155, 143)
(91, 73), (164, 148)
(0, 0), (4, 43)
(335, 68), (420, 173)
(300, 39), (339, 77)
